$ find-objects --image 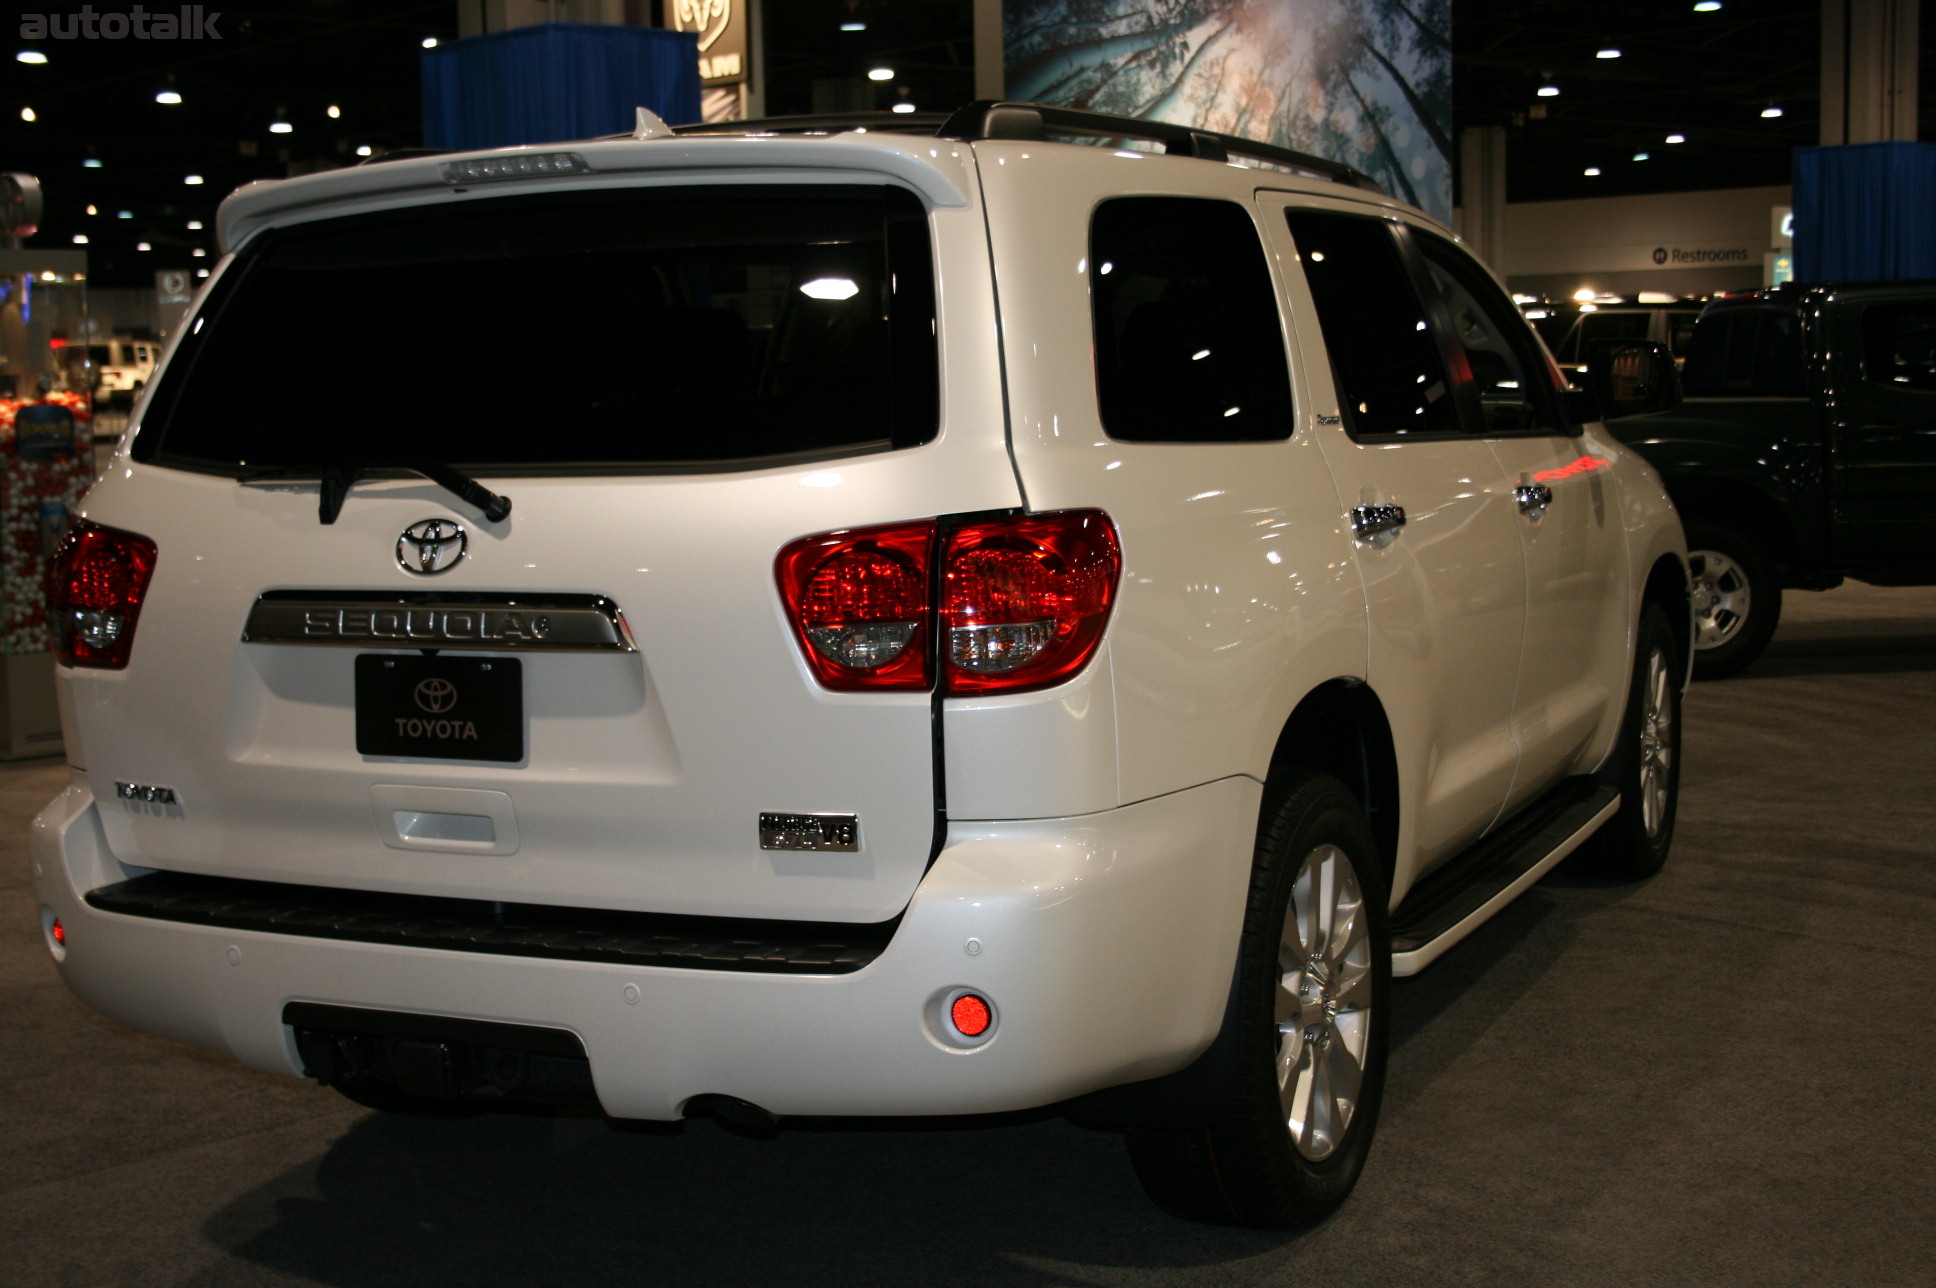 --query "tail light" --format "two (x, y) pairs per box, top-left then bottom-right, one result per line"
(50, 520), (159, 669)
(777, 511), (1119, 695)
